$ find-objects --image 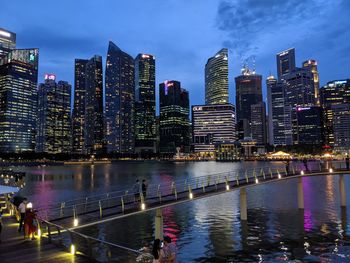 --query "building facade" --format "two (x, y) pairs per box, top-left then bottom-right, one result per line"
(332, 104), (350, 153)
(134, 54), (156, 153)
(205, 48), (228, 105)
(159, 80), (190, 155)
(36, 74), (71, 153)
(235, 66), (263, 139)
(276, 48), (296, 80)
(320, 80), (350, 146)
(72, 59), (88, 154)
(251, 102), (267, 145)
(296, 106), (323, 145)
(0, 48), (39, 153)
(84, 55), (104, 155)
(302, 59), (320, 105)
(192, 104), (236, 156)
(0, 28), (16, 60)
(105, 42), (135, 154)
